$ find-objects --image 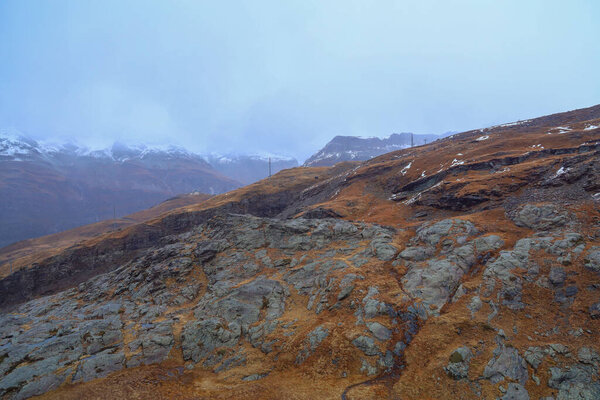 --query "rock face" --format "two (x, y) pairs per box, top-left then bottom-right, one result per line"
(0, 214), (399, 398)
